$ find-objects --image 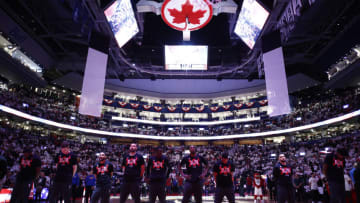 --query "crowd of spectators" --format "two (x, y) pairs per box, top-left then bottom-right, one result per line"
(0, 85), (359, 137)
(1, 118), (360, 201)
(0, 87), (107, 130)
